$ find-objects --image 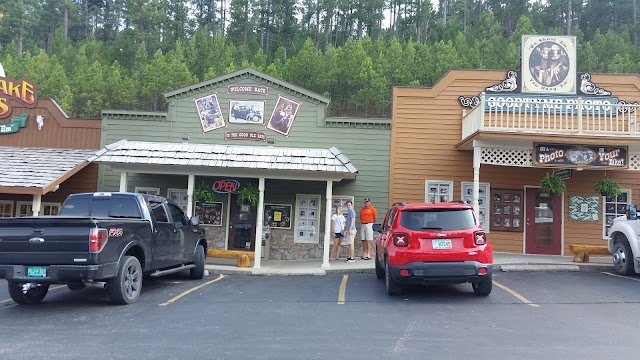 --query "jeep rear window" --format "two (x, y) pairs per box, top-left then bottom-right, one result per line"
(400, 209), (475, 231)
(60, 197), (143, 219)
